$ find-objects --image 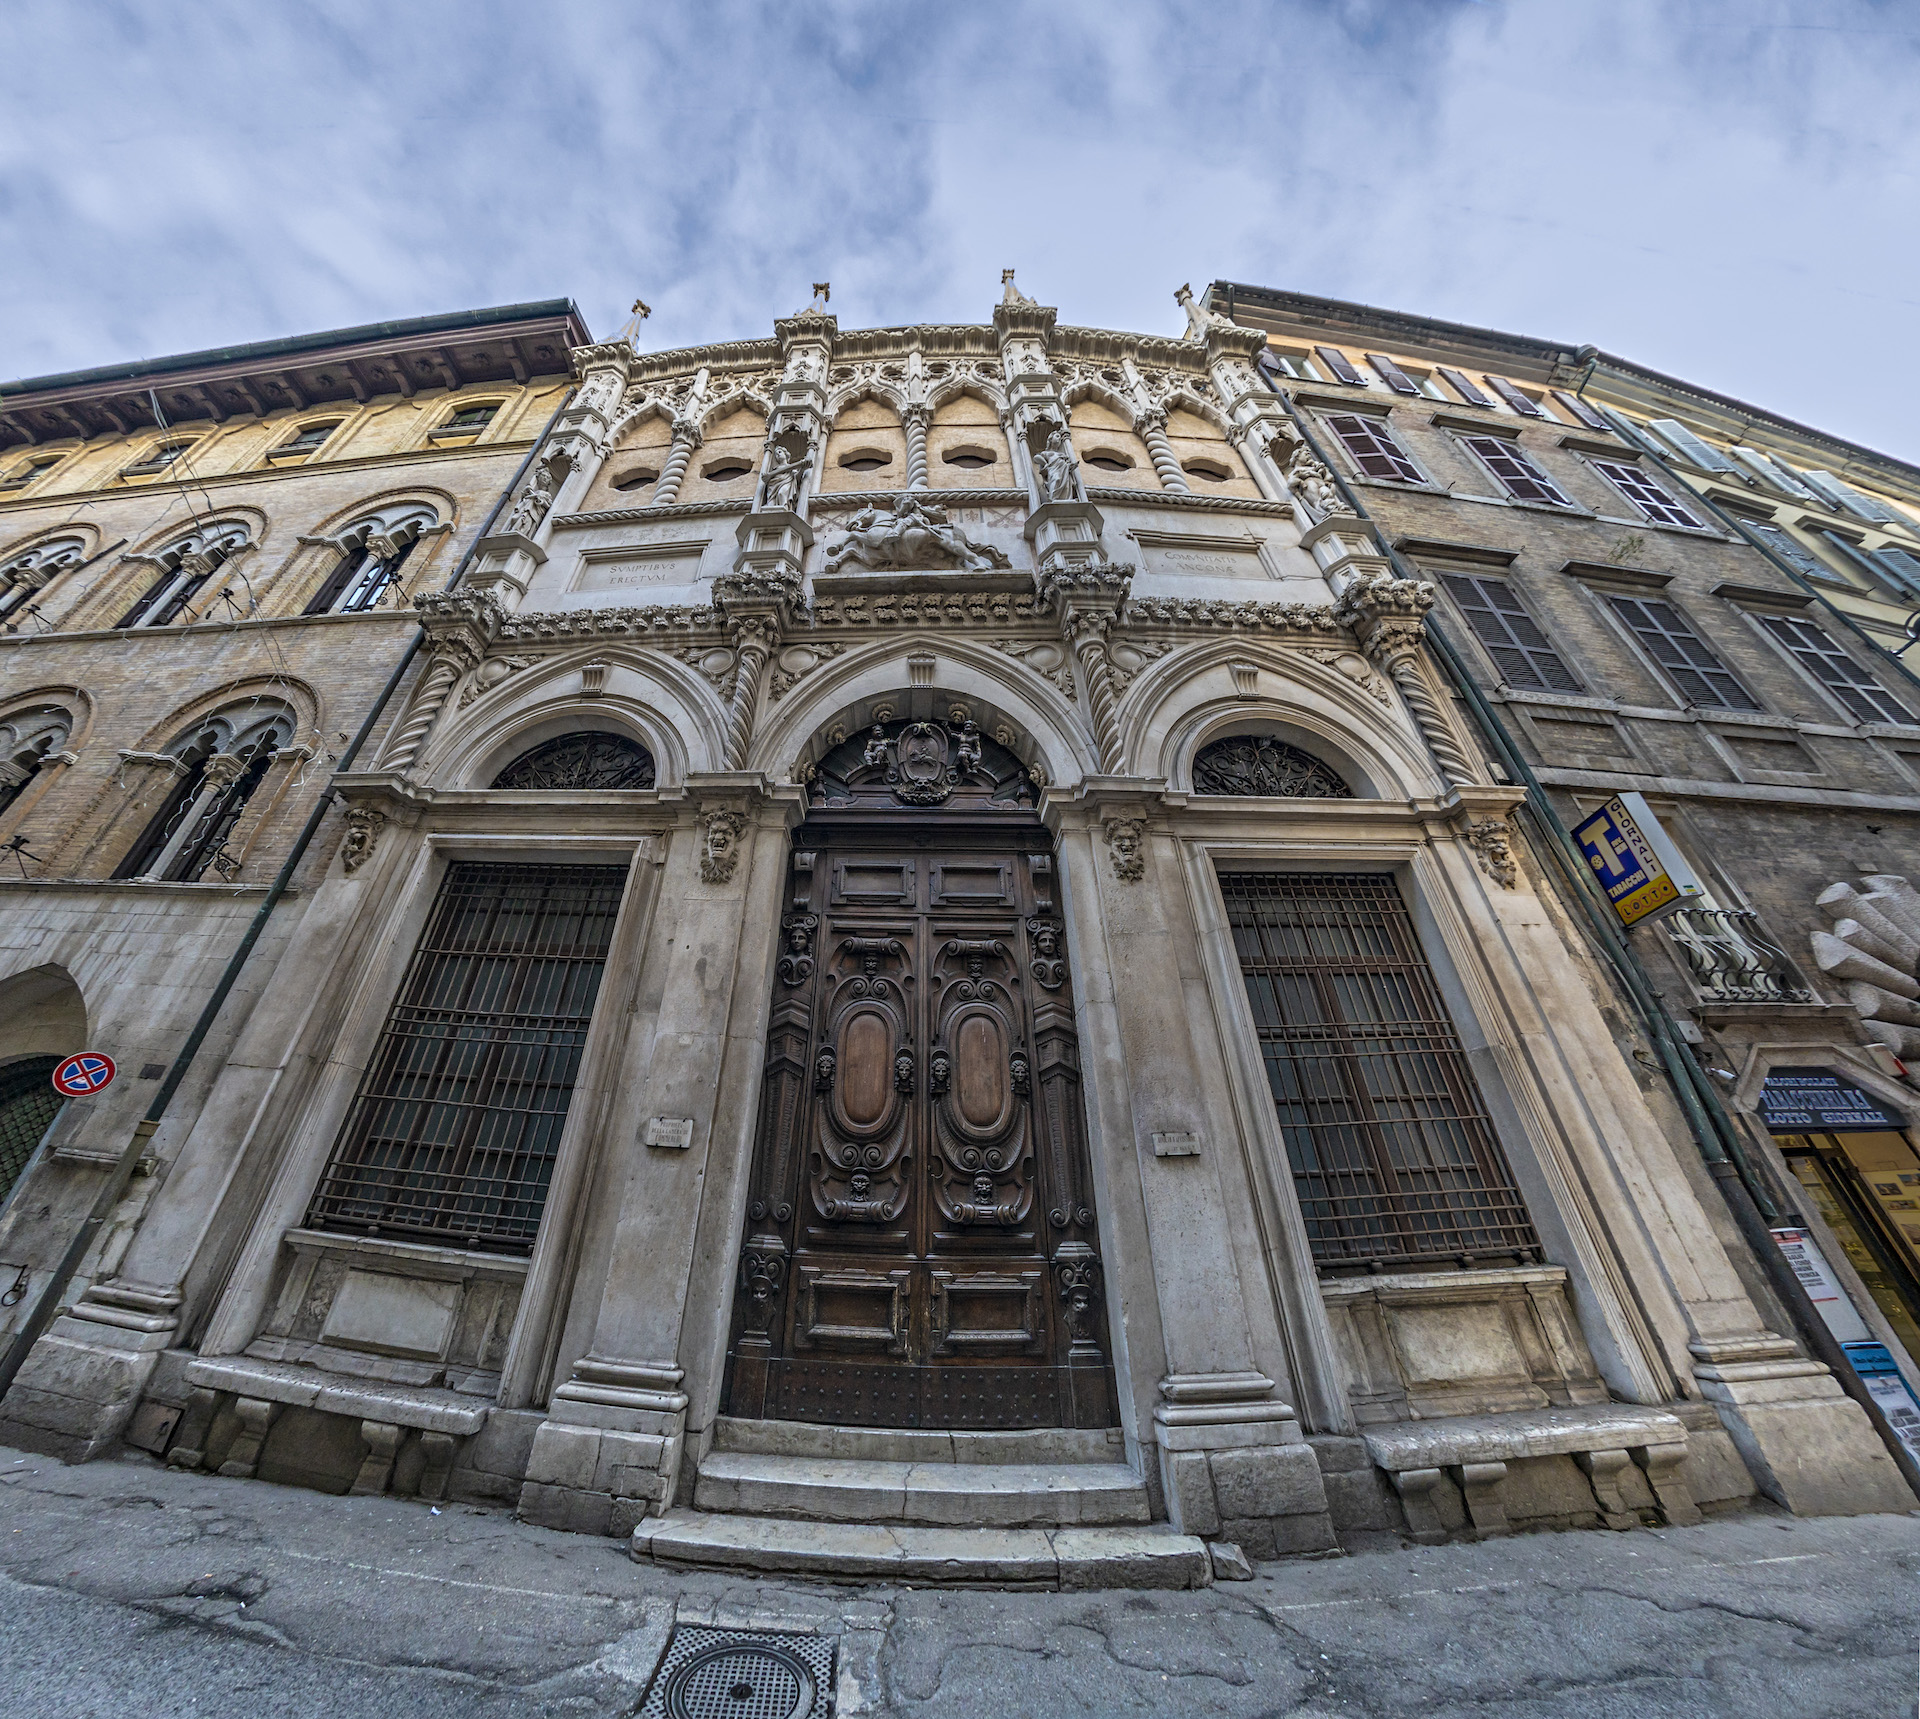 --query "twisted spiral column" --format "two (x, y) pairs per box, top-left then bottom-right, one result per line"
(722, 622), (777, 770)
(1067, 614), (1125, 772)
(1384, 653), (1474, 788)
(1137, 410), (1189, 493)
(380, 652), (464, 775)
(904, 407), (930, 489)
(652, 422), (702, 506)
